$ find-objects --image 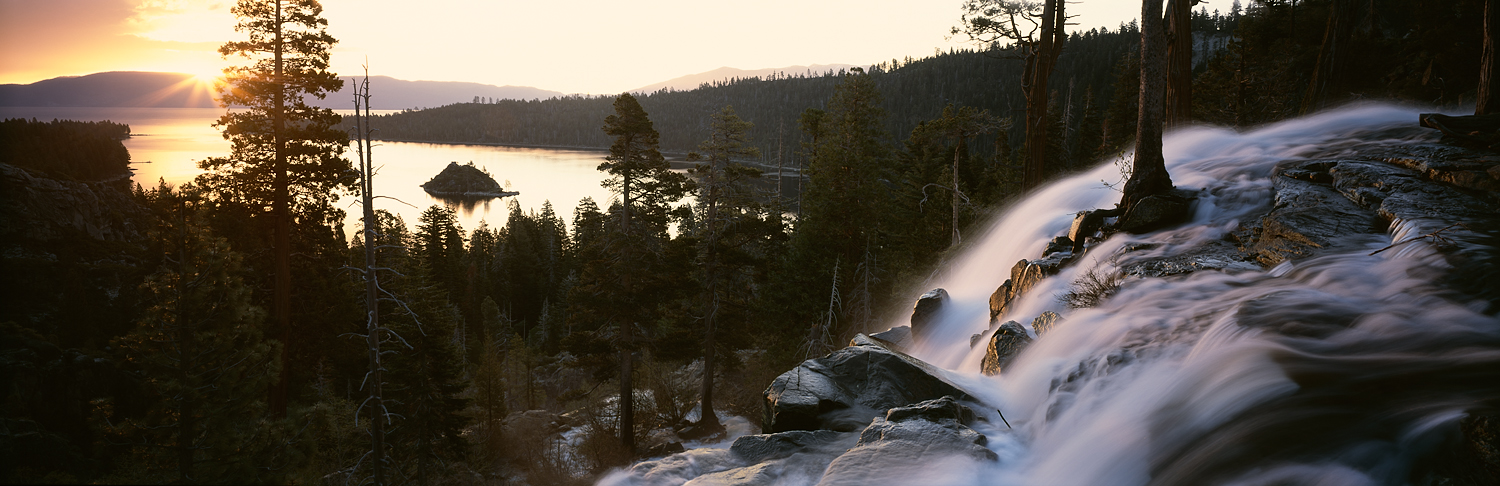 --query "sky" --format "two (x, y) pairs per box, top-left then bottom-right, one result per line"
(0, 0), (1143, 95)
